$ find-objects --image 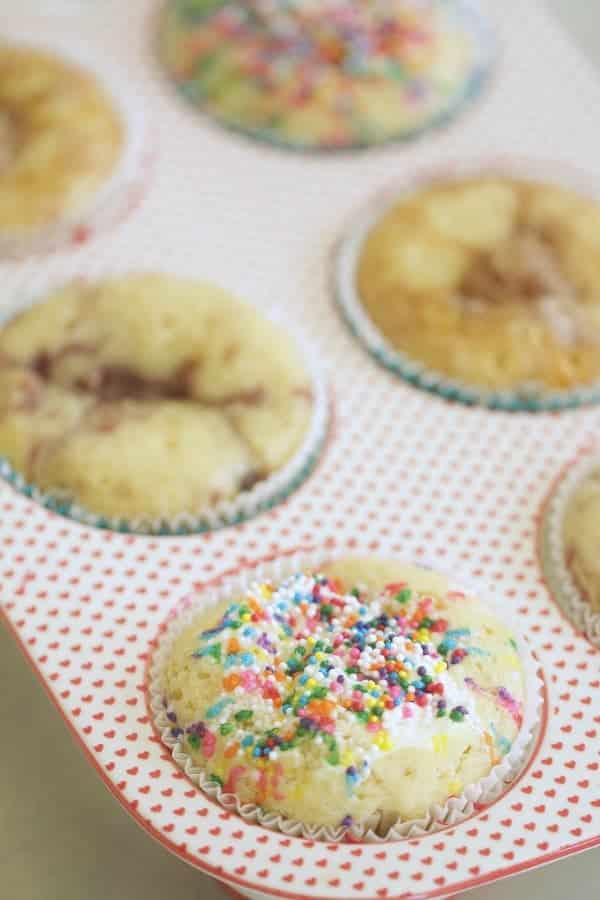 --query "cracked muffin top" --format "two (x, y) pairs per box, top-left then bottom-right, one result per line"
(356, 176), (600, 392)
(0, 44), (123, 232)
(0, 274), (314, 521)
